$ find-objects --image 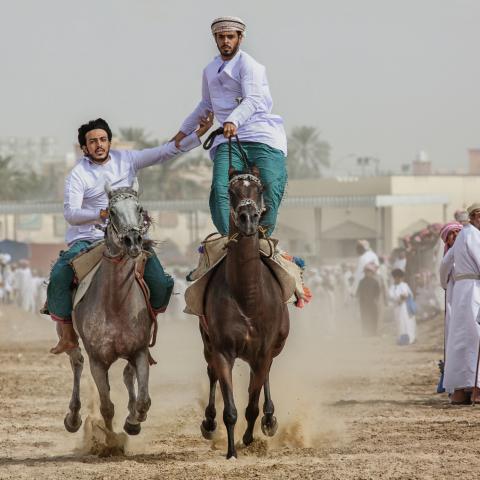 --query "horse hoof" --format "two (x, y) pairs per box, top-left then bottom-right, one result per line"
(124, 421), (141, 436)
(64, 414), (82, 433)
(200, 420), (216, 440)
(243, 432), (254, 446)
(261, 415), (278, 437)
